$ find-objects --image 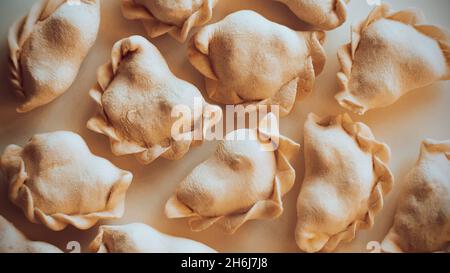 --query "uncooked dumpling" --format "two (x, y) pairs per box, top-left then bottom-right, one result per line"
(165, 114), (300, 233)
(0, 215), (62, 253)
(90, 223), (217, 253)
(8, 0), (100, 113)
(295, 113), (393, 253)
(336, 4), (450, 115)
(87, 35), (221, 164)
(382, 139), (449, 253)
(187, 10), (326, 117)
(121, 0), (217, 42)
(0, 131), (133, 231)
(276, 0), (349, 30)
